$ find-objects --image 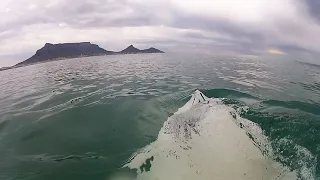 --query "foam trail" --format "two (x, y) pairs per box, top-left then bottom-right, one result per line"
(122, 90), (297, 180)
